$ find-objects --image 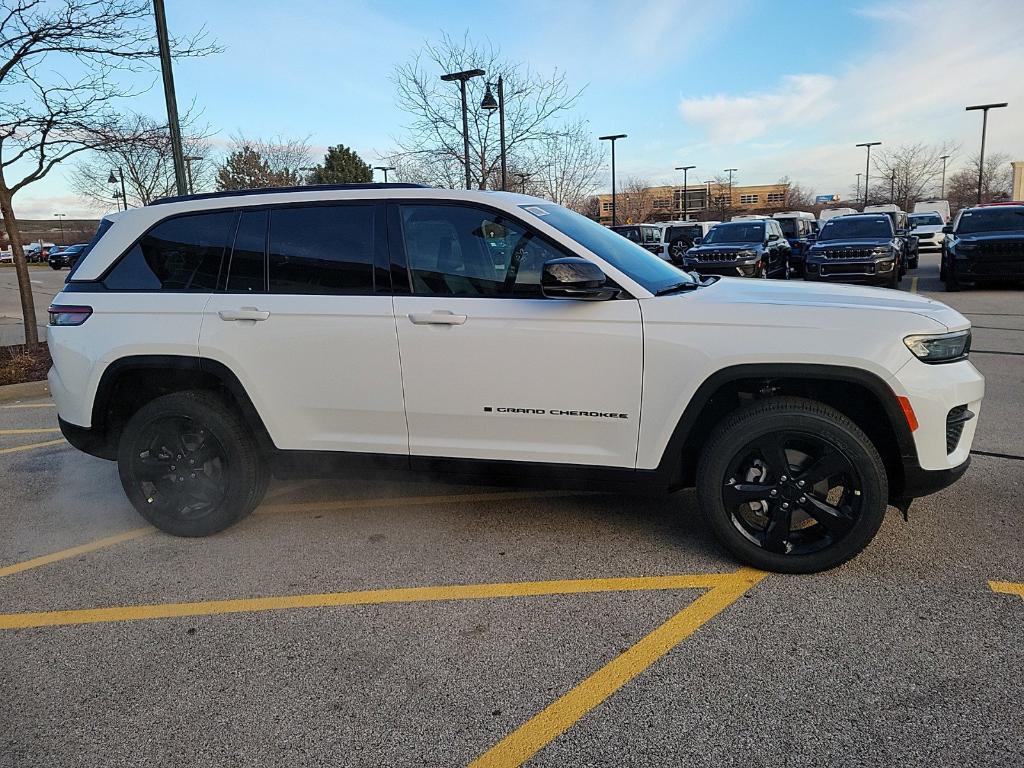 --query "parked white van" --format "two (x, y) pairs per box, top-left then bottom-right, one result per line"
(913, 200), (951, 223)
(818, 207), (858, 225)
